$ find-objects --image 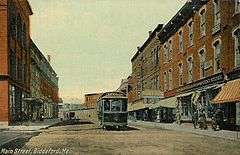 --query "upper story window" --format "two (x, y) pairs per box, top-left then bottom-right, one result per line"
(199, 48), (206, 78)
(199, 8), (206, 37)
(179, 30), (184, 51)
(168, 40), (173, 60)
(233, 28), (240, 67)
(213, 40), (221, 73)
(179, 63), (183, 86)
(16, 14), (22, 45)
(187, 57), (193, 83)
(153, 46), (159, 66)
(236, 0), (240, 14)
(188, 20), (194, 46)
(9, 3), (16, 38)
(164, 72), (168, 91)
(168, 69), (173, 90)
(213, 0), (220, 26)
(164, 44), (168, 63)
